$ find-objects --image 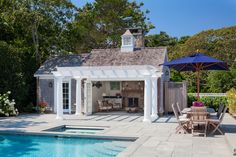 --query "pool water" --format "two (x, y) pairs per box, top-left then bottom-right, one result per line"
(47, 126), (104, 134)
(0, 134), (132, 157)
